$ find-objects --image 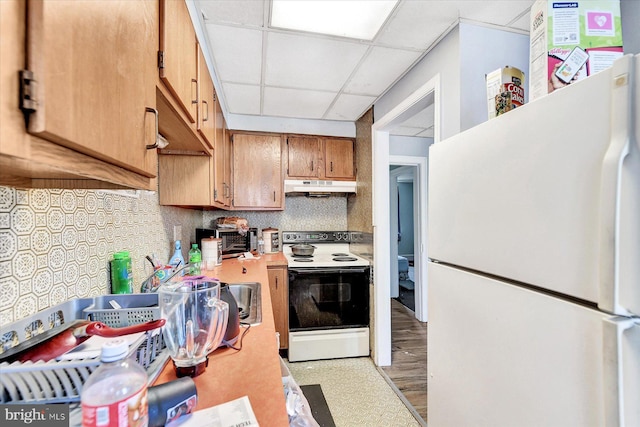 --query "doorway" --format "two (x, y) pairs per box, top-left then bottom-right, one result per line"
(371, 74), (440, 367)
